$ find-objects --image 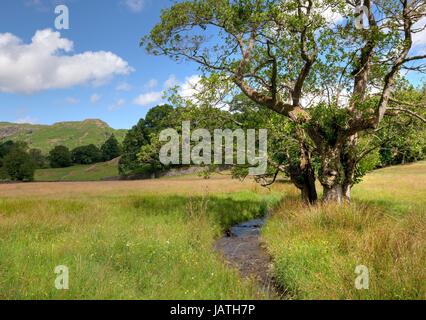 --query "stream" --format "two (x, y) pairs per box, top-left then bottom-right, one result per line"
(214, 217), (281, 298)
